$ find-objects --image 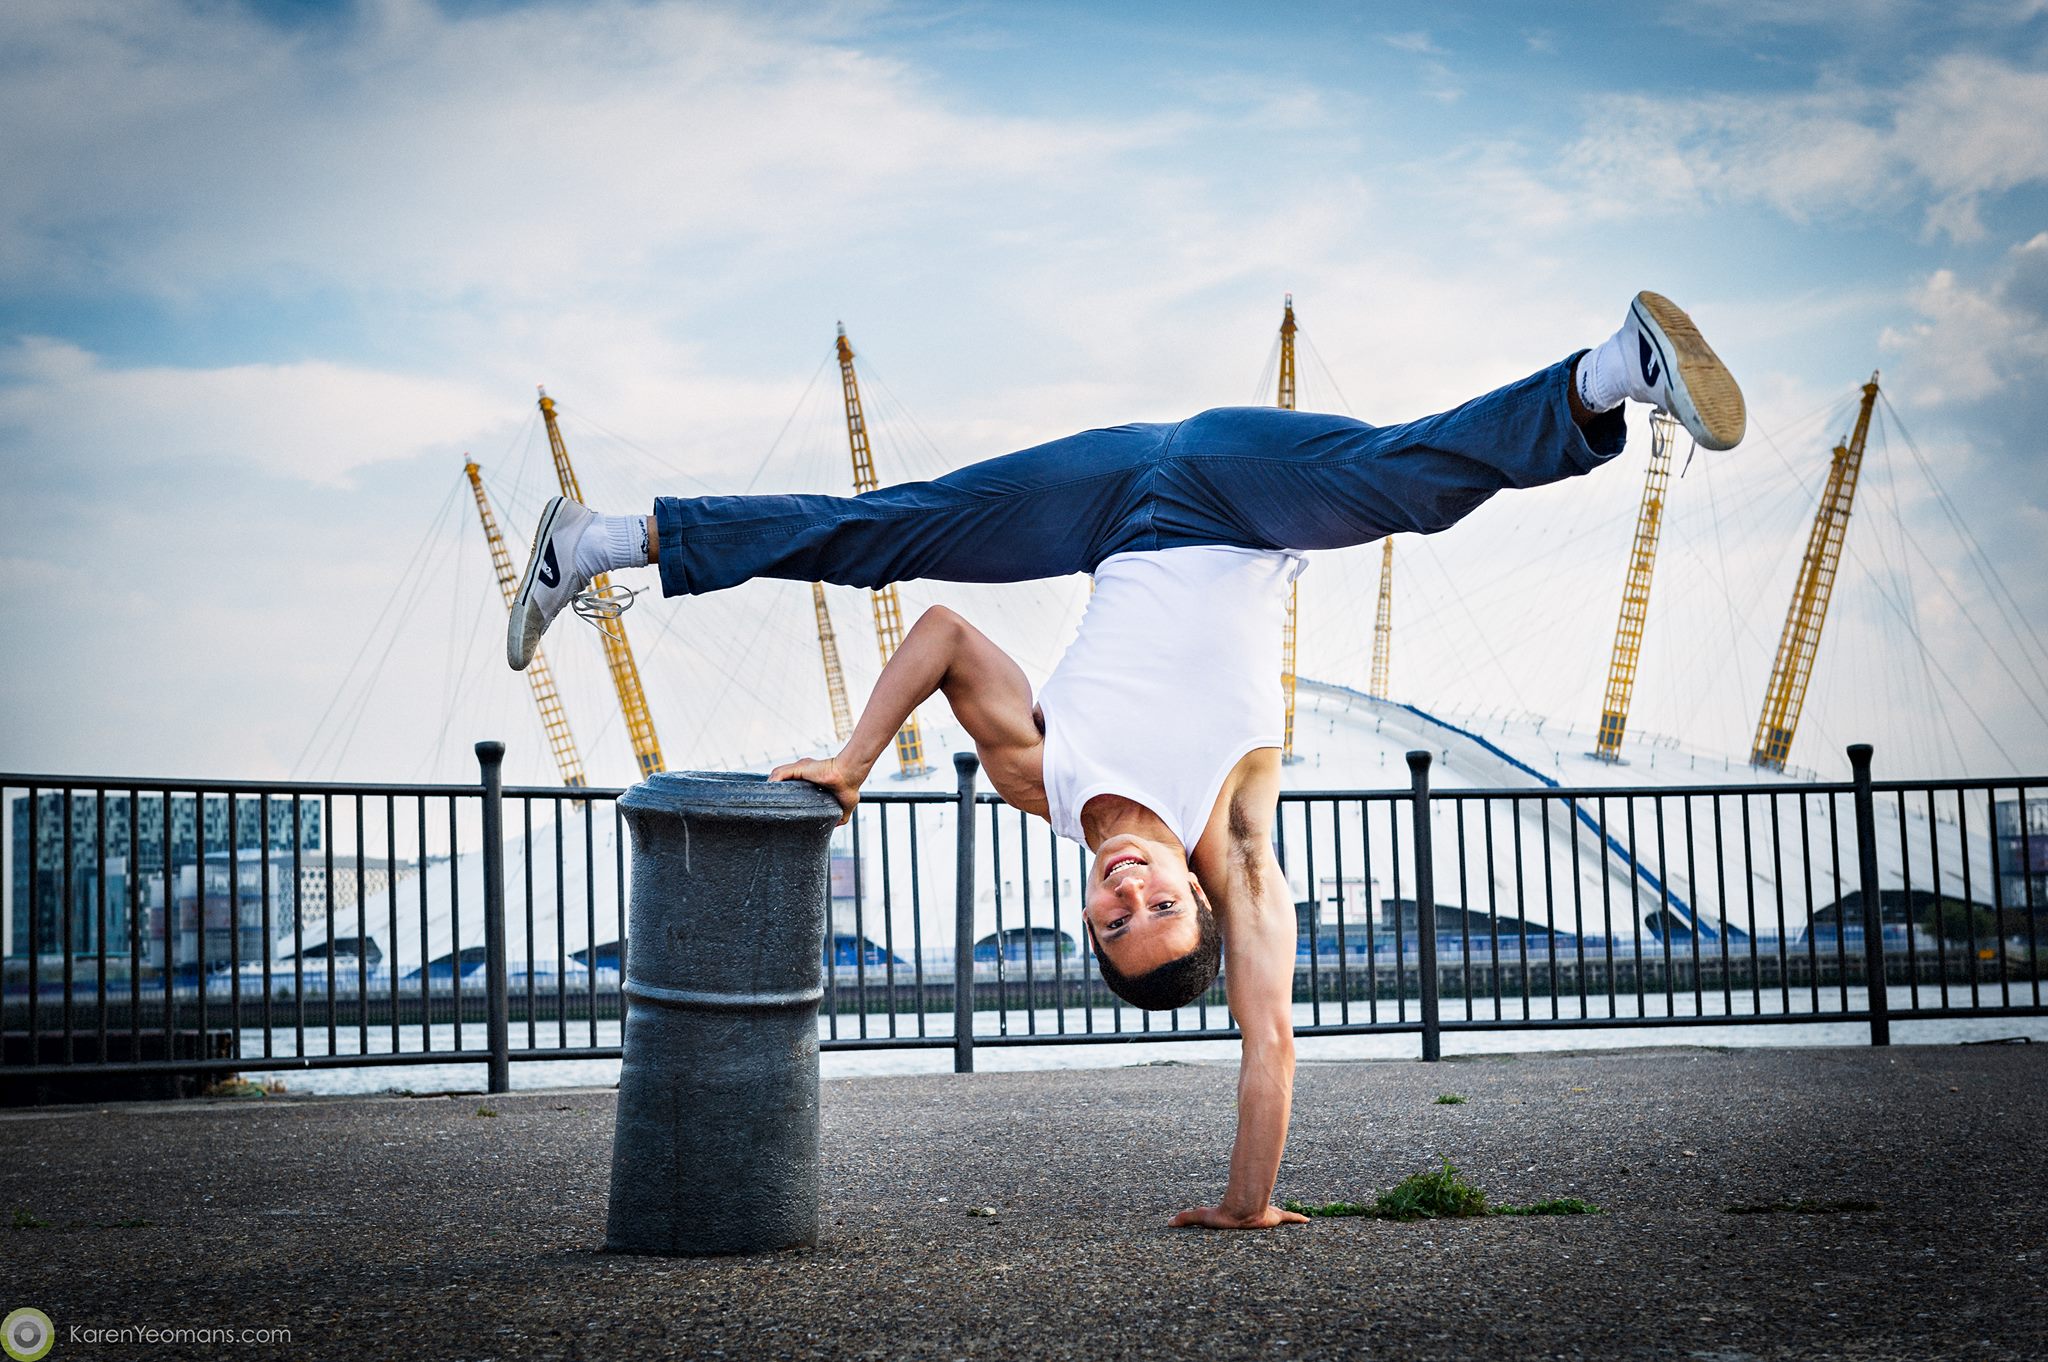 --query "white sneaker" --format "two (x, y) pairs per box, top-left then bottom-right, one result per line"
(1621, 291), (1746, 451)
(507, 497), (596, 671)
